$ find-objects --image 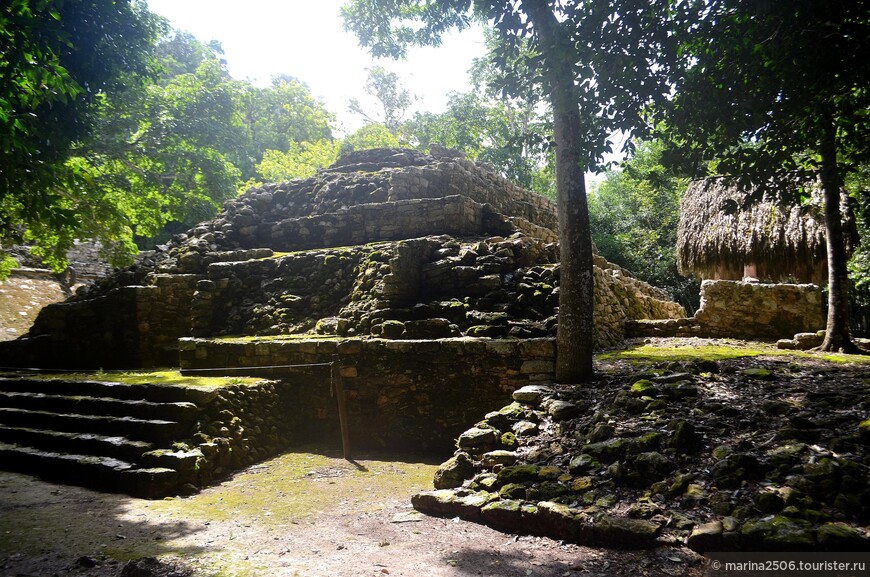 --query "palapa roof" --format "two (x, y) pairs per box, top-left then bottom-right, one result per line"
(676, 176), (858, 284)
